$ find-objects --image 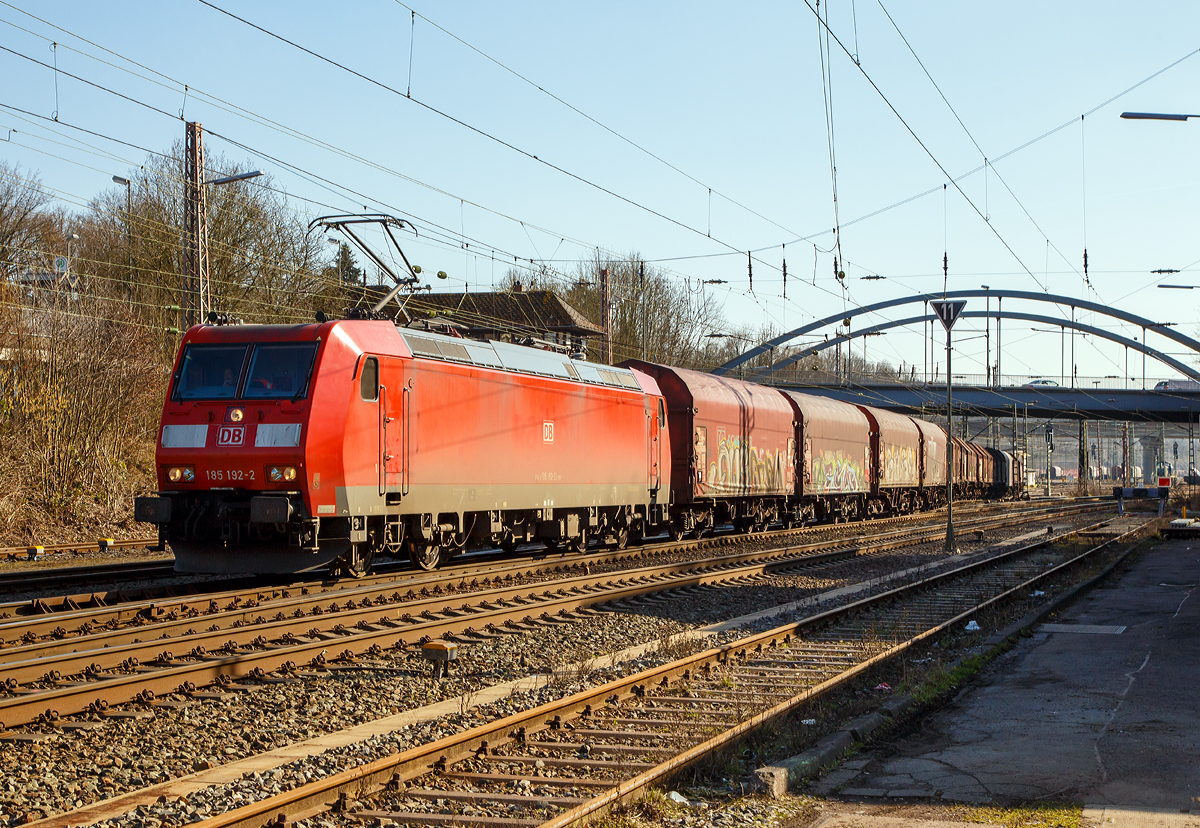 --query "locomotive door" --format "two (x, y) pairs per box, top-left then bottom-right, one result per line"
(649, 397), (664, 496)
(378, 357), (406, 501)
